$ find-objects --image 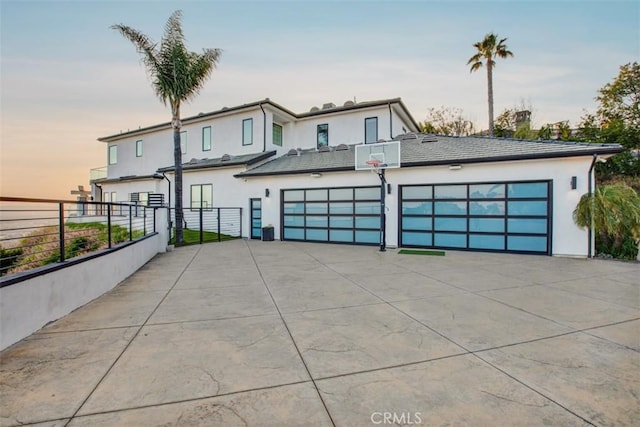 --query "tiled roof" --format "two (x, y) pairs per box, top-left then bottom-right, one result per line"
(235, 134), (623, 177)
(158, 151), (276, 173)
